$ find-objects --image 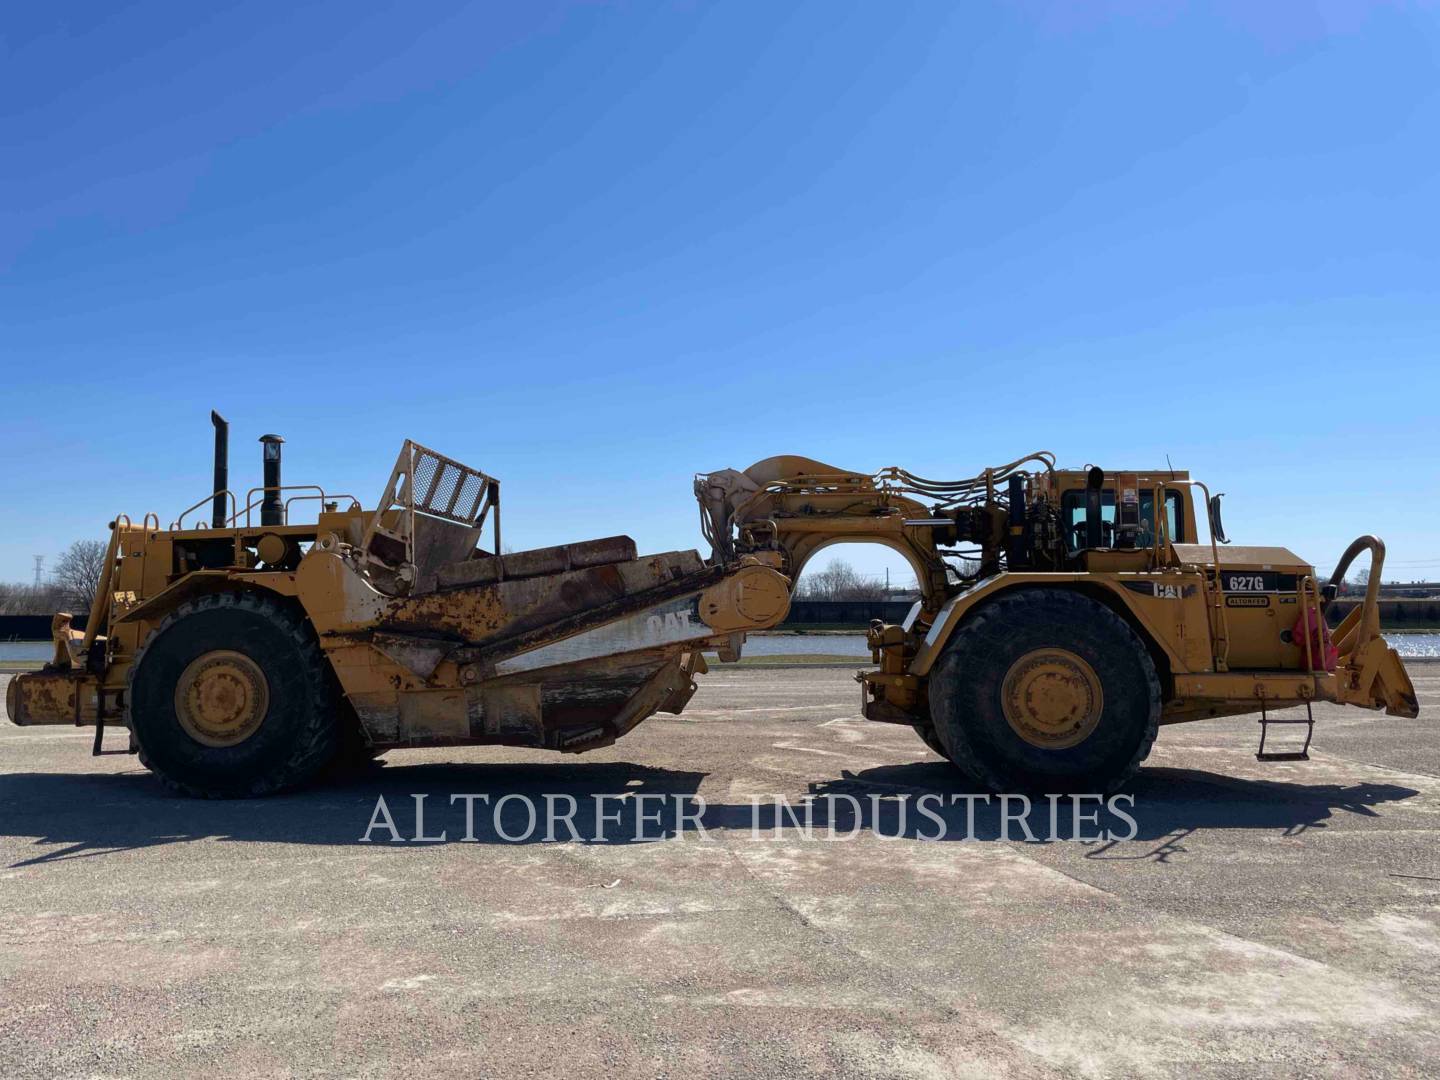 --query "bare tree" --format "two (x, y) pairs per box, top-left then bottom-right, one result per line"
(795, 558), (889, 601)
(53, 539), (108, 612)
(0, 581), (66, 615)
(1345, 566), (1371, 596)
(948, 556), (981, 581)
